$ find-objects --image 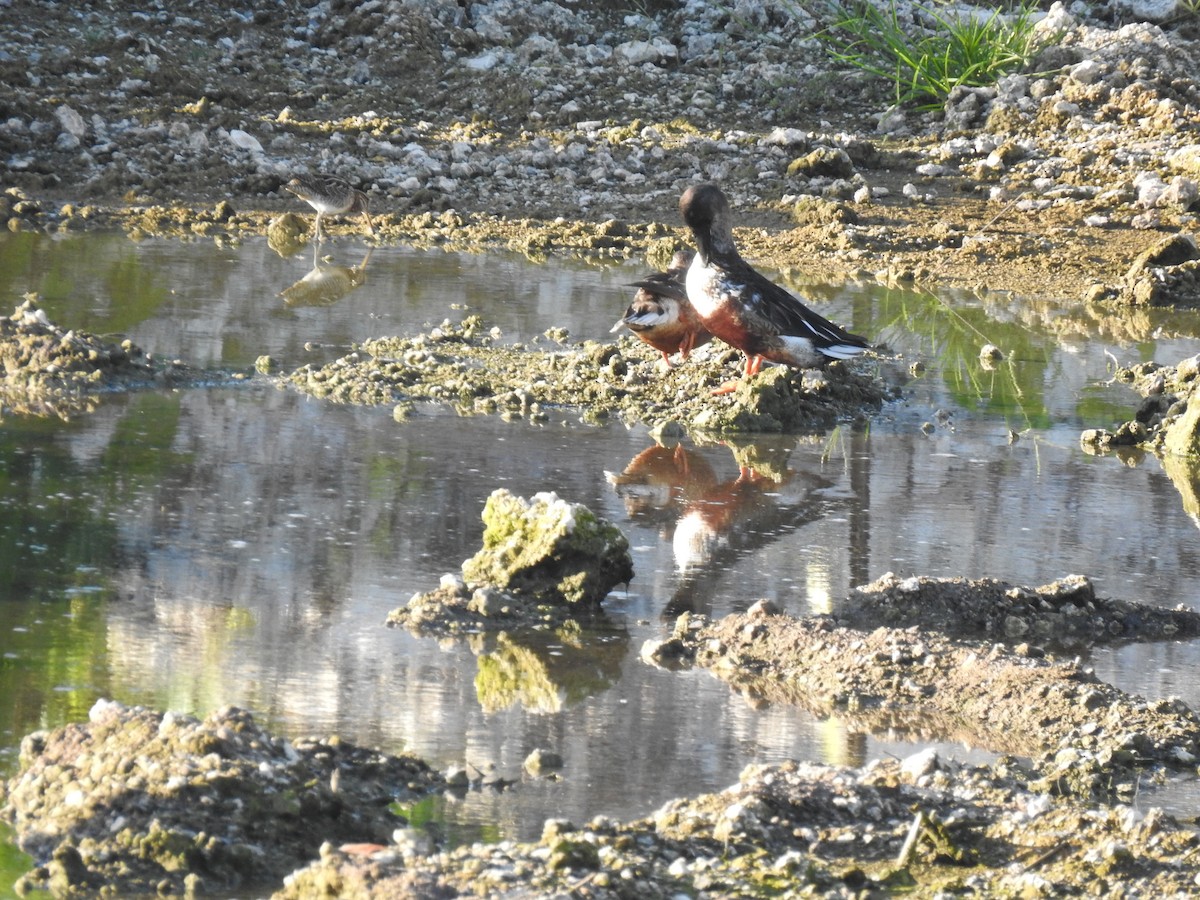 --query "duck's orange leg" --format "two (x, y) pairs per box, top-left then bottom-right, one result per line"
(678, 331), (695, 360)
(711, 354), (764, 395)
(712, 354), (764, 394)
